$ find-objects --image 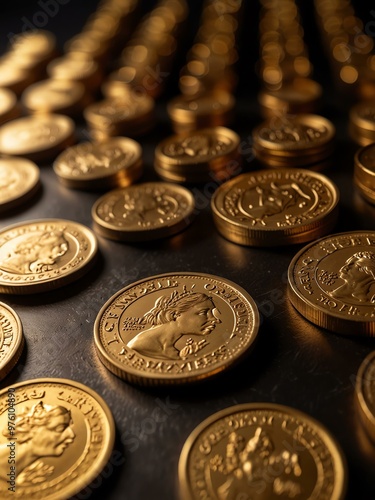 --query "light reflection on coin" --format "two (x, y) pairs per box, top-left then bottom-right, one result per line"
(0, 378), (115, 499)
(0, 219), (97, 294)
(0, 302), (24, 380)
(356, 351), (375, 444)
(288, 231), (375, 335)
(0, 158), (40, 213)
(178, 403), (347, 500)
(94, 272), (259, 385)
